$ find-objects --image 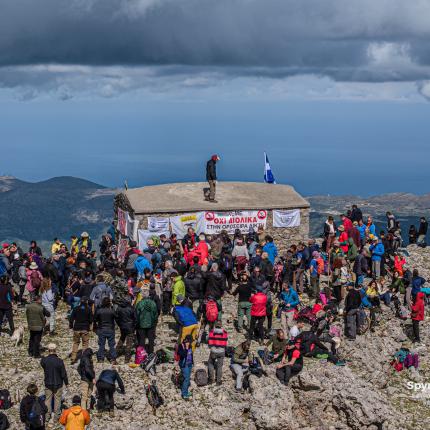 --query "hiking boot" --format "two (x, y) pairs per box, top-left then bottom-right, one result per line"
(207, 379), (214, 385)
(216, 381), (222, 386)
(209, 199), (218, 203)
(182, 394), (192, 401)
